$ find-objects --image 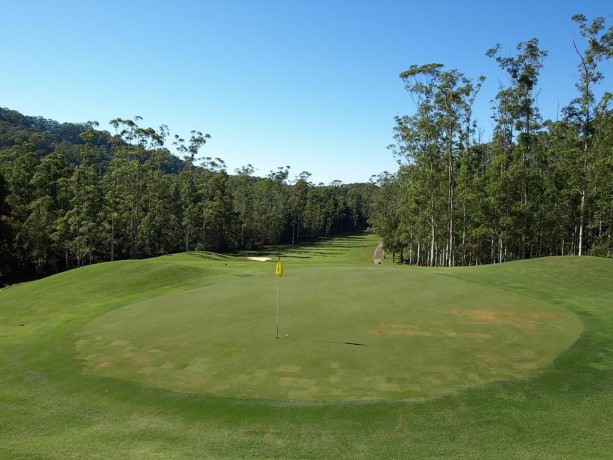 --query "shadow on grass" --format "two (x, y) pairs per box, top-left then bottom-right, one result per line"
(280, 337), (366, 346)
(184, 252), (236, 261)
